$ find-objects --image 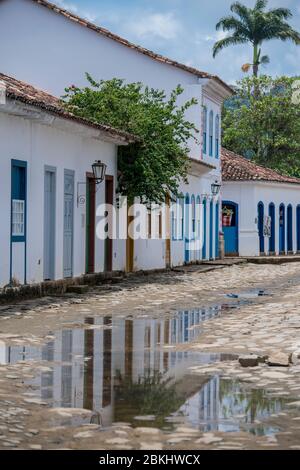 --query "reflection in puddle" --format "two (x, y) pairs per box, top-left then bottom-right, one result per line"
(0, 305), (287, 436)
